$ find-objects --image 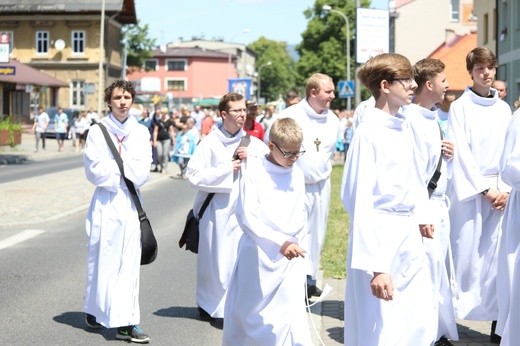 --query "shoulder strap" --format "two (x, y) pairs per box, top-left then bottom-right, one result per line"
(197, 134), (251, 219)
(96, 123), (147, 221)
(427, 123), (444, 198)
